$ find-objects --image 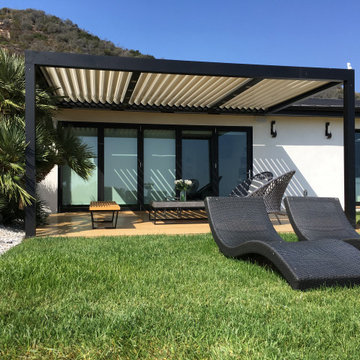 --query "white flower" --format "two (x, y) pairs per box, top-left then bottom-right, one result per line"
(174, 179), (193, 190)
